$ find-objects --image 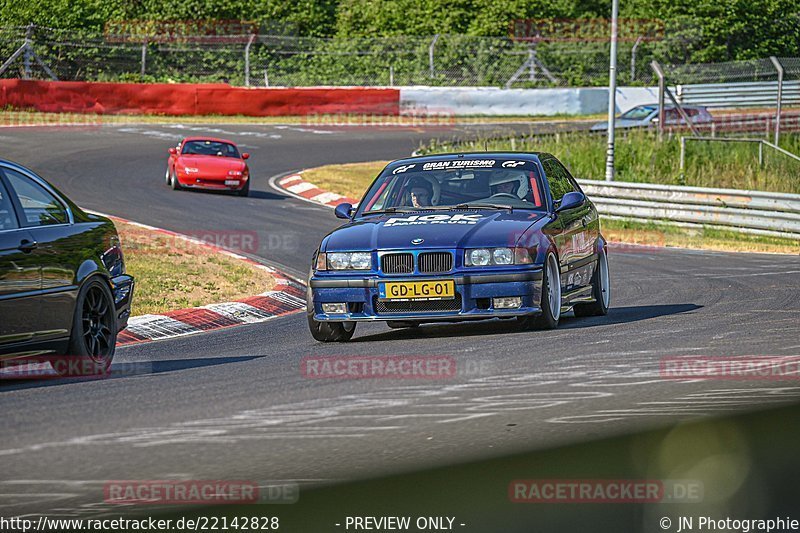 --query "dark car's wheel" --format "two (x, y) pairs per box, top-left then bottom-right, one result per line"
(55, 277), (117, 376)
(574, 248), (610, 317)
(306, 282), (356, 342)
